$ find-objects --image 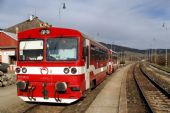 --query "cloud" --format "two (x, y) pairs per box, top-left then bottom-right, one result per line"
(0, 0), (5, 7)
(1, 0), (170, 49)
